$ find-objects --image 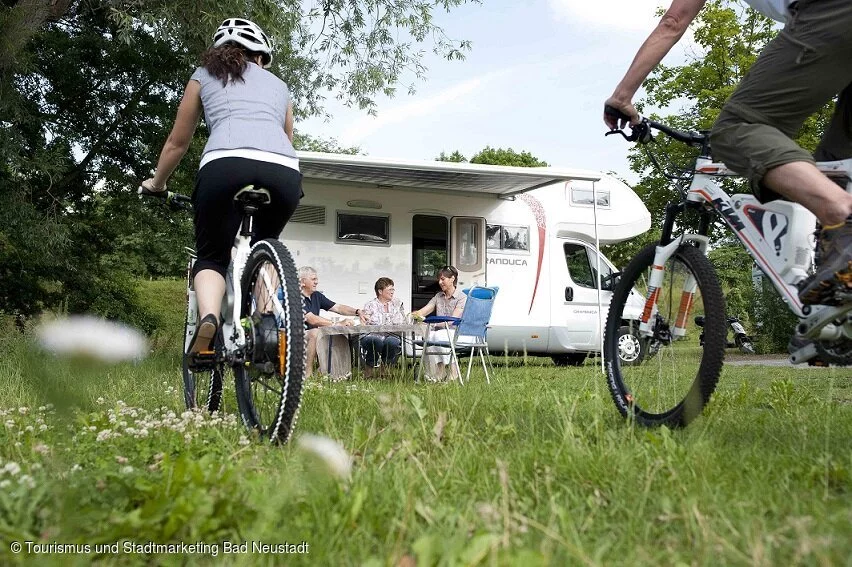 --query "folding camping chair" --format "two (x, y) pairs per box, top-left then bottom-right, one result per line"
(416, 286), (498, 384)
